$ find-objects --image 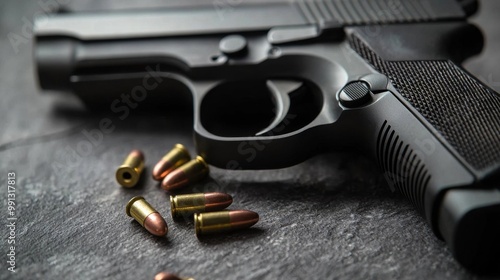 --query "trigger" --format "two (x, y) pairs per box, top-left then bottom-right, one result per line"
(255, 80), (303, 136)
